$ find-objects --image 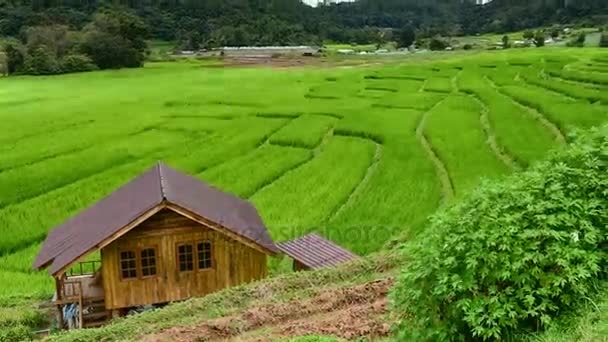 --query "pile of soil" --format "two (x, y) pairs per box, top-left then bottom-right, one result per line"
(140, 278), (393, 341)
